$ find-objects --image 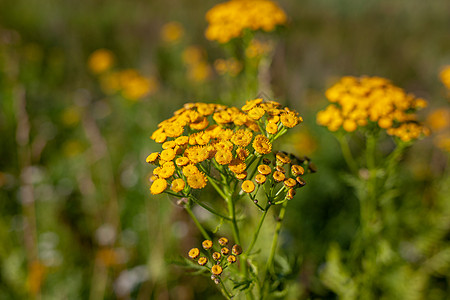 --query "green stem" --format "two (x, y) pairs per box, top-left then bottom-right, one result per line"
(219, 280), (233, 299)
(185, 204), (211, 240)
(262, 201), (288, 298)
(188, 195), (232, 221)
(337, 134), (358, 174)
(227, 194), (241, 245)
(245, 206), (270, 255)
